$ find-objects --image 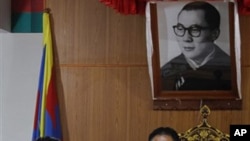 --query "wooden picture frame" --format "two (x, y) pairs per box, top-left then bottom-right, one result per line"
(149, 1), (242, 110)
